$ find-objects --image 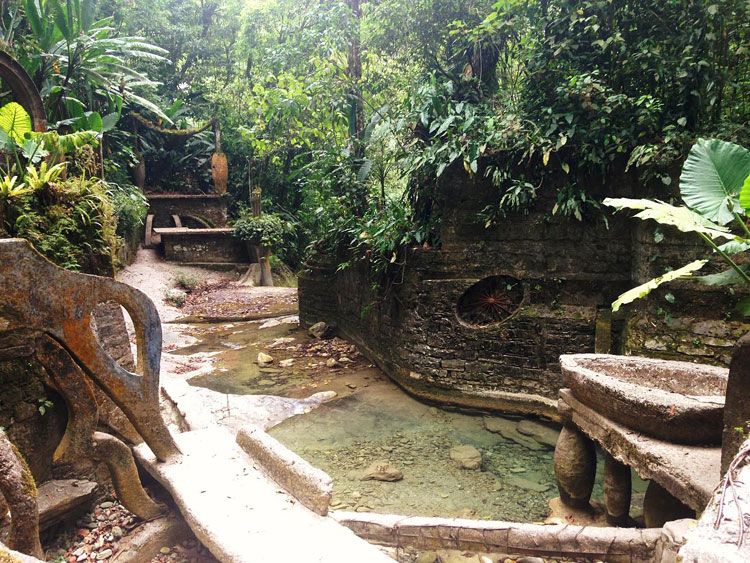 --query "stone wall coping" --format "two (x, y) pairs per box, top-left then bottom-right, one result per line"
(146, 194), (225, 200)
(560, 389), (720, 511)
(236, 425), (333, 516)
(153, 227), (235, 235)
(331, 511), (664, 561)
